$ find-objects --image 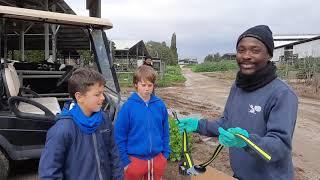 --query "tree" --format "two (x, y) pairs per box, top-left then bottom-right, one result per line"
(213, 52), (220, 59)
(204, 52), (222, 63)
(204, 54), (214, 62)
(170, 33), (178, 64)
(146, 41), (176, 65)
